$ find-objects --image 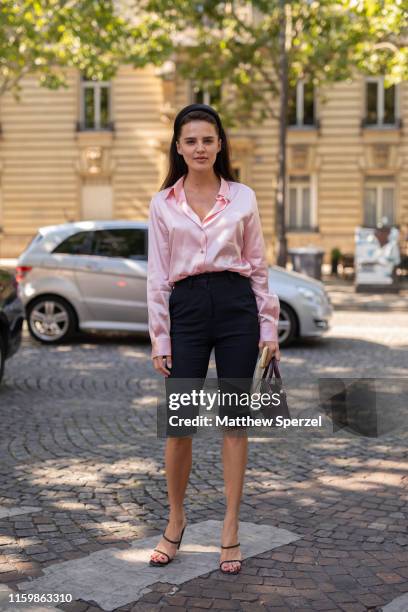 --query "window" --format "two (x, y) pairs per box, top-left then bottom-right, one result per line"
(365, 77), (397, 126)
(191, 82), (222, 106)
(287, 175), (317, 230)
(80, 77), (112, 130)
(93, 229), (147, 260)
(53, 231), (94, 255)
(363, 176), (395, 226)
(288, 80), (315, 126)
